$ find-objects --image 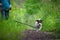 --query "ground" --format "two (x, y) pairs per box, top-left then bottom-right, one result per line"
(22, 30), (56, 40)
